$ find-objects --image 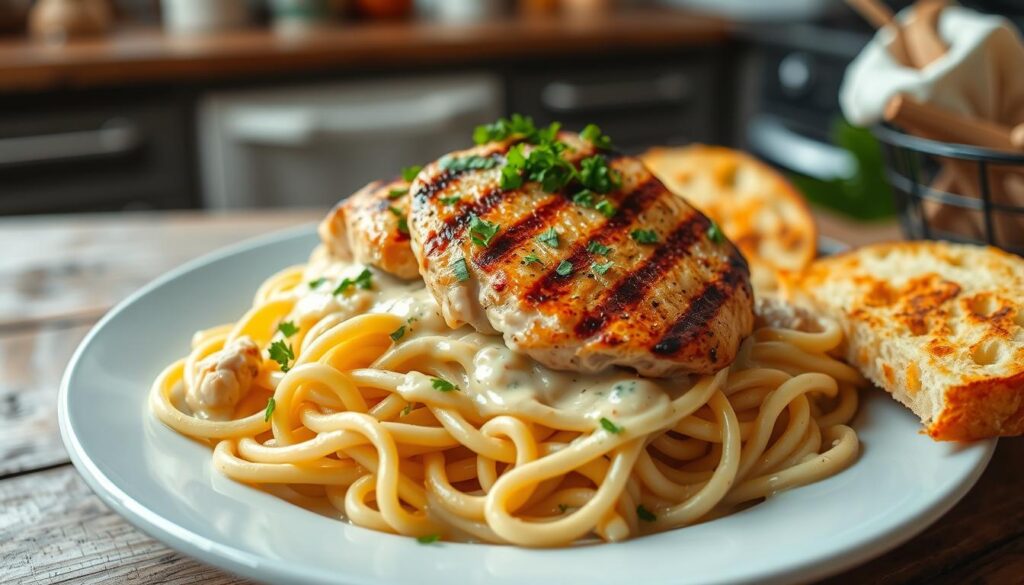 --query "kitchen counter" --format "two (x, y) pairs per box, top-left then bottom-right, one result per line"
(0, 10), (728, 93)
